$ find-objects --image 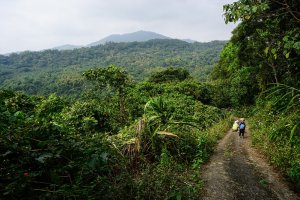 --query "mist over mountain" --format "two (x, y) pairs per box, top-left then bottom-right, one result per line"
(52, 44), (83, 50)
(182, 39), (197, 43)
